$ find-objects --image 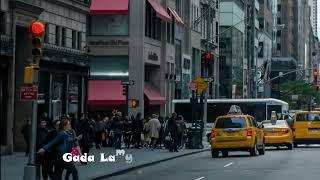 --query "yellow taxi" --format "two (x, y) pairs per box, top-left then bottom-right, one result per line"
(293, 111), (320, 147)
(210, 105), (265, 158)
(261, 120), (293, 149)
